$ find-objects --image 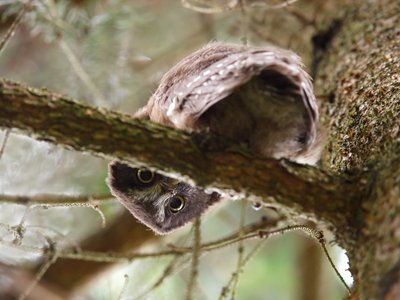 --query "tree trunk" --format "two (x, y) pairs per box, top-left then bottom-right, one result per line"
(314, 0), (400, 298)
